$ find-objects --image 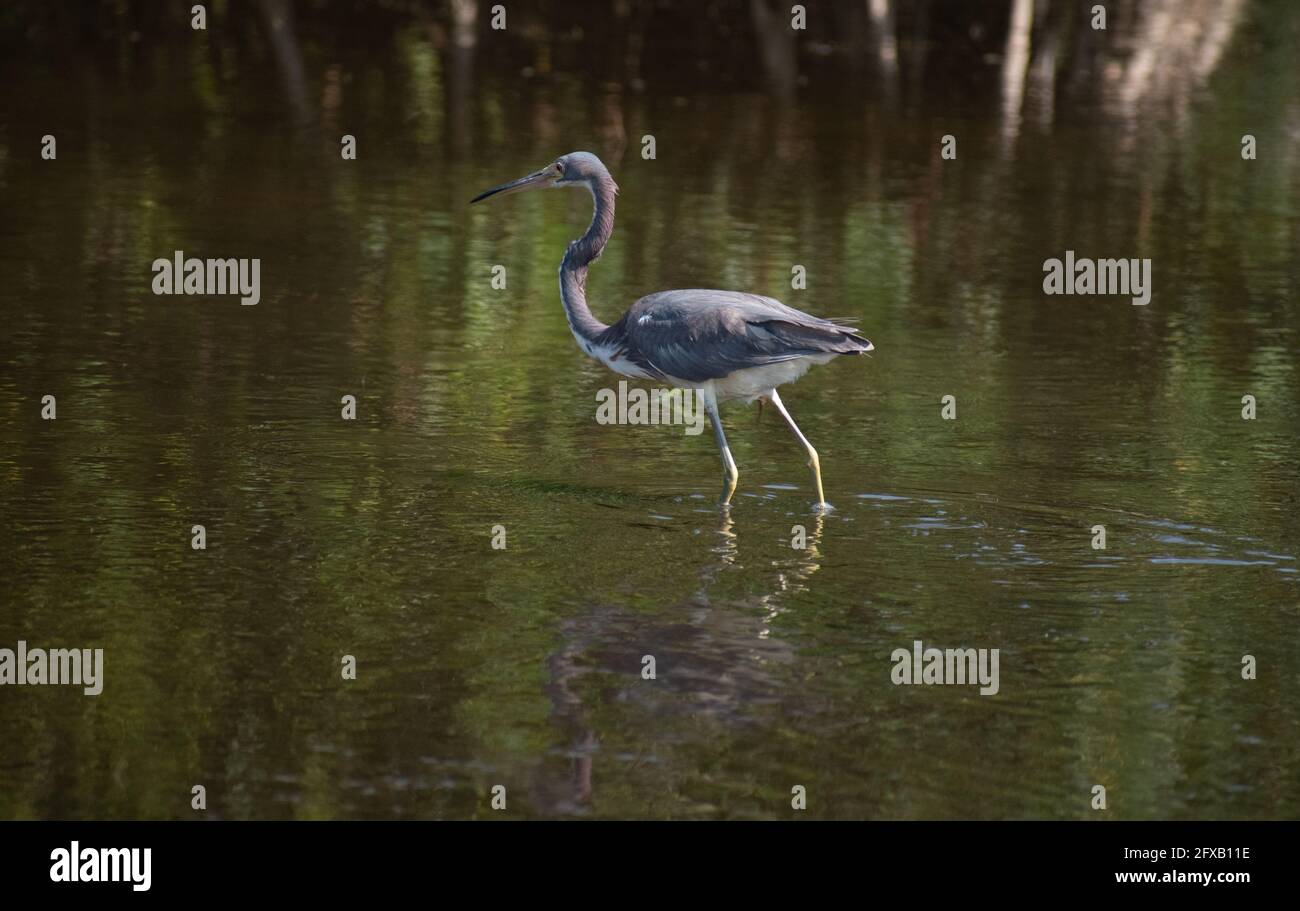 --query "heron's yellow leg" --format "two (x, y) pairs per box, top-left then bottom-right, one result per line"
(768, 389), (826, 508)
(722, 460), (738, 503)
(703, 387), (738, 504)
